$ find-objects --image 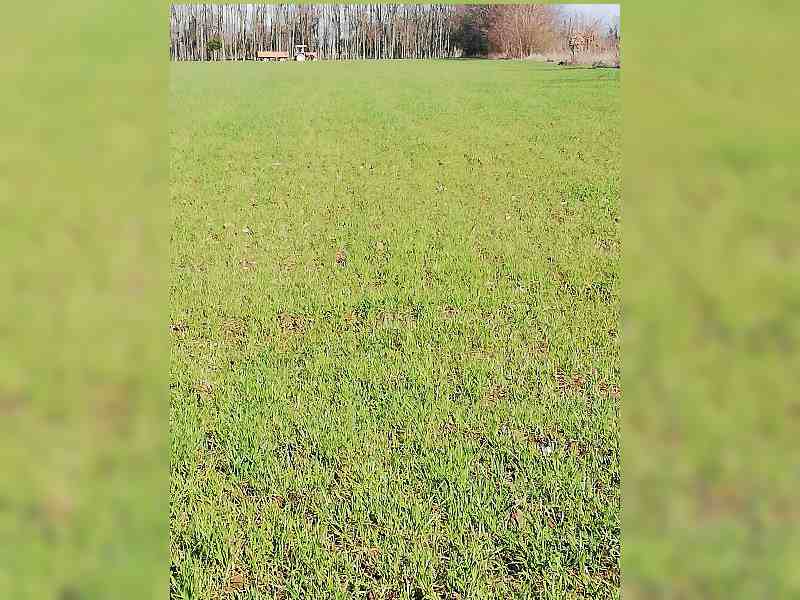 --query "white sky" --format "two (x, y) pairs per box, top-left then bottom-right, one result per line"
(560, 4), (620, 25)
